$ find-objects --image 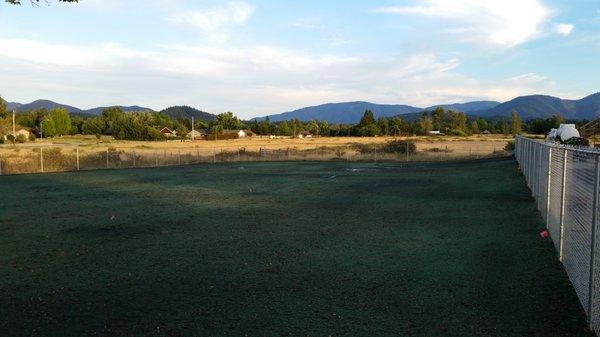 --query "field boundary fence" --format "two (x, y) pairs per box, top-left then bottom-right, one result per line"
(516, 136), (600, 333)
(0, 140), (510, 176)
